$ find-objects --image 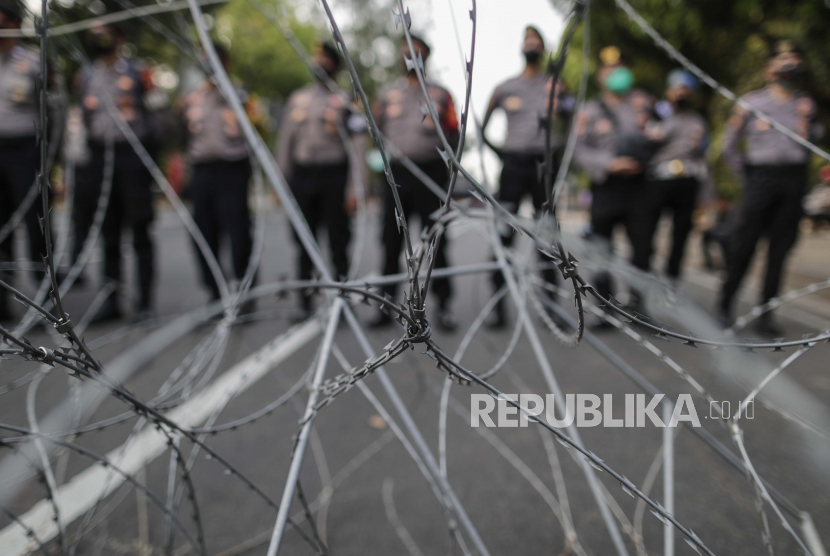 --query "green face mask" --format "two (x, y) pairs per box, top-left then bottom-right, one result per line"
(604, 67), (634, 94)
